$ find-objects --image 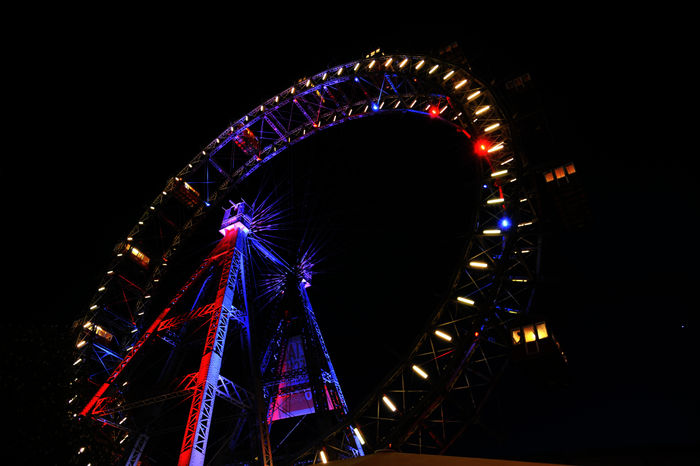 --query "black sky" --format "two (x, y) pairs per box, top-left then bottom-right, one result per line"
(6, 7), (698, 464)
